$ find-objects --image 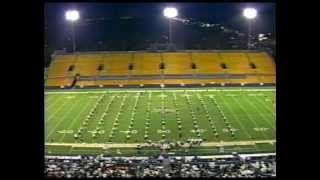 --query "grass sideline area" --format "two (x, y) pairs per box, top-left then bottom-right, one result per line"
(45, 87), (275, 156)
